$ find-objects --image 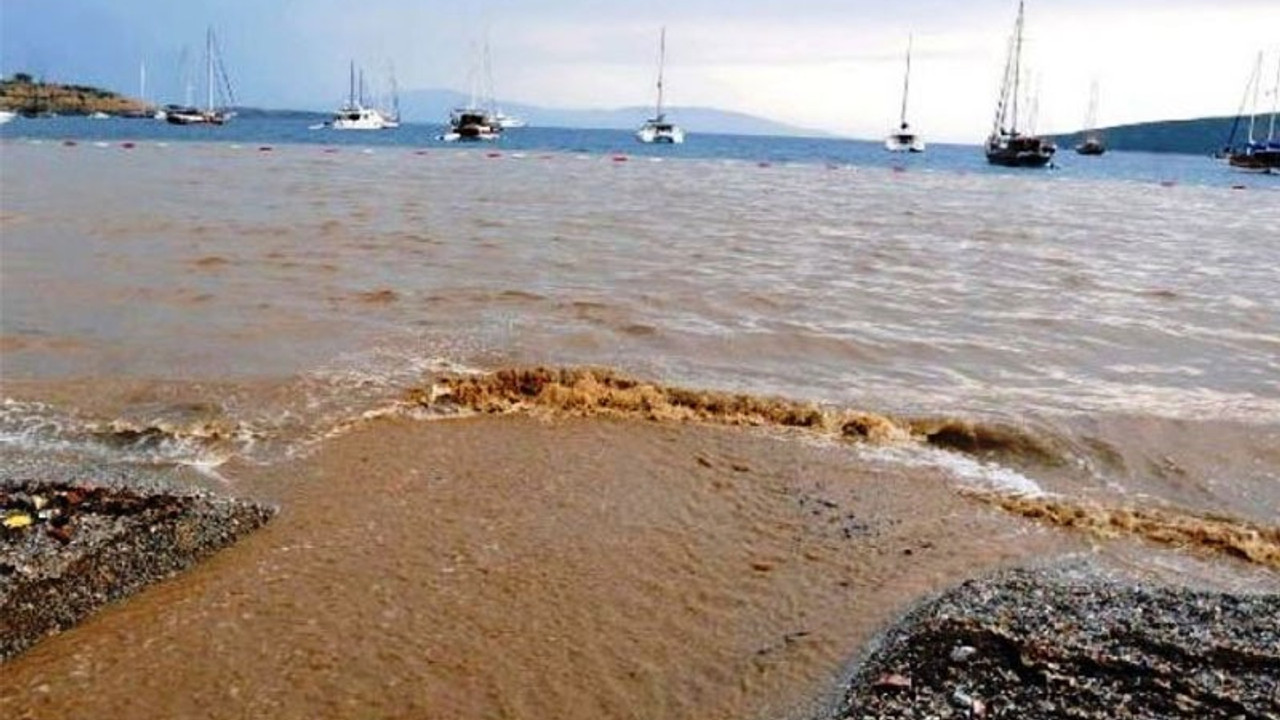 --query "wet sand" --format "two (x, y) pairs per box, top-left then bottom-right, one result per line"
(0, 415), (1077, 719)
